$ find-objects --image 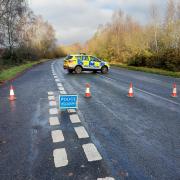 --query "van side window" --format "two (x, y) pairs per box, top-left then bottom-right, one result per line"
(82, 56), (88, 61)
(90, 56), (101, 62)
(76, 56), (81, 61)
(65, 55), (73, 60)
